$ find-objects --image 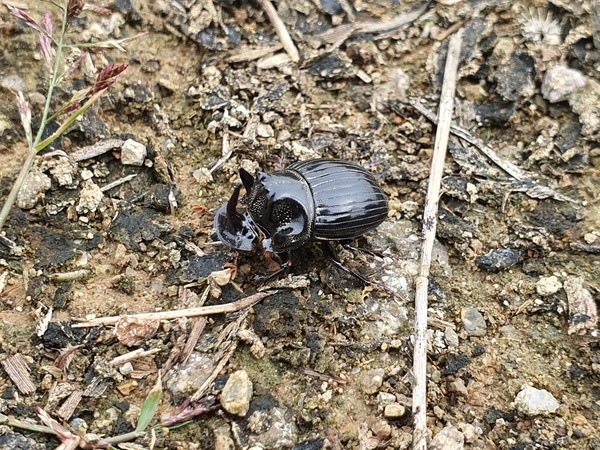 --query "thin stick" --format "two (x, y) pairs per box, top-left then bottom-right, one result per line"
(225, 44), (283, 63)
(100, 174), (137, 192)
(109, 348), (161, 366)
(412, 30), (462, 450)
(256, 0), (300, 62)
(72, 291), (275, 328)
